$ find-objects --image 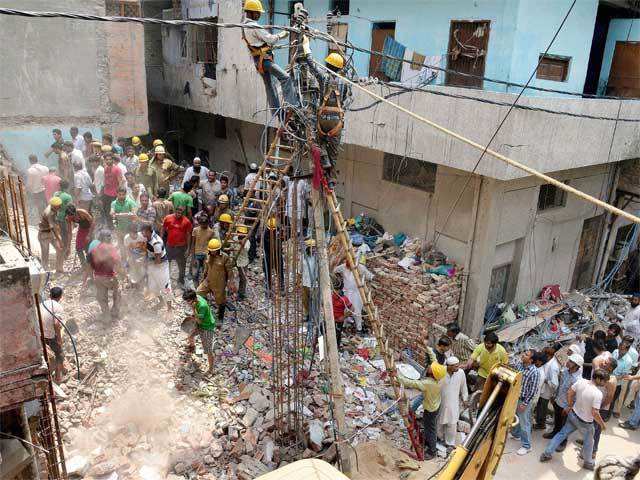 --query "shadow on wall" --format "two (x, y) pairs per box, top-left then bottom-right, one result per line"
(0, 126), (103, 172)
